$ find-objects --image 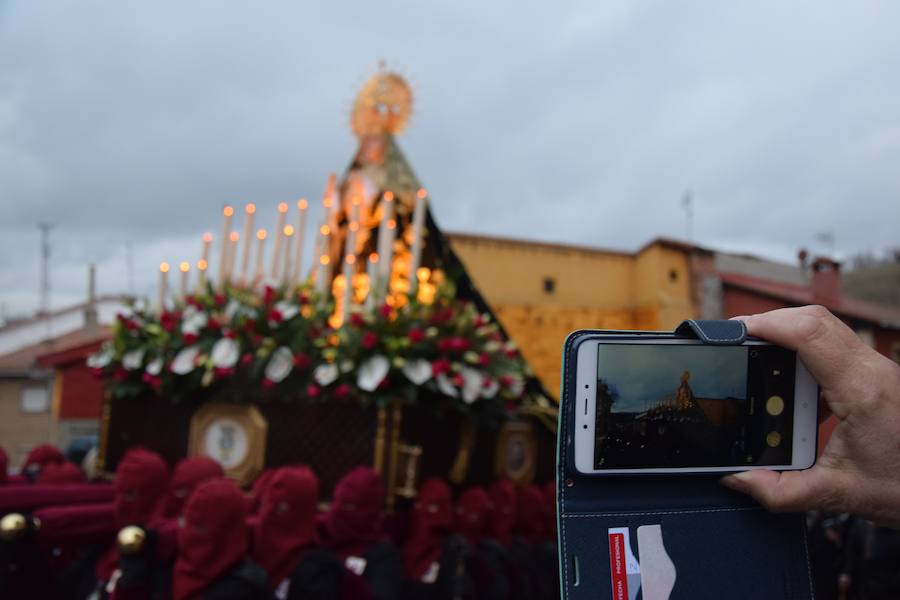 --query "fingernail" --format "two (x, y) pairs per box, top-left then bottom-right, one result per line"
(721, 472), (752, 490)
